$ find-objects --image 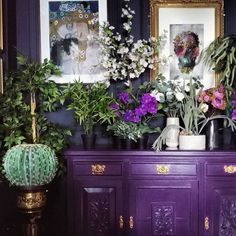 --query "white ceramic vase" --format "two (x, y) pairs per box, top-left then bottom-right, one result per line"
(165, 117), (180, 149)
(179, 135), (206, 150)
